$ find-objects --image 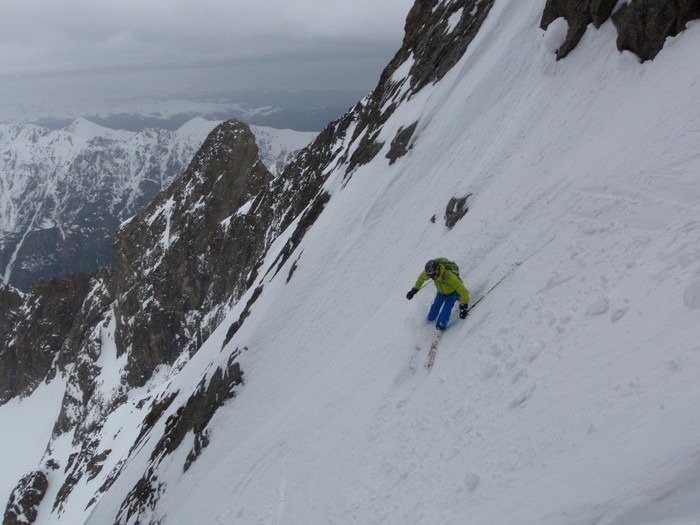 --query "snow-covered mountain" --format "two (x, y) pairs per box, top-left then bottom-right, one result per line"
(2, 1), (700, 524)
(0, 118), (316, 291)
